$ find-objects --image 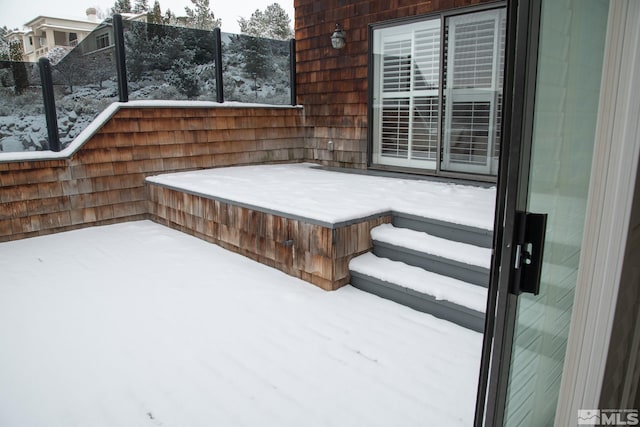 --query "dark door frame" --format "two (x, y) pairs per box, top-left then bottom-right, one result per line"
(474, 0), (542, 425)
